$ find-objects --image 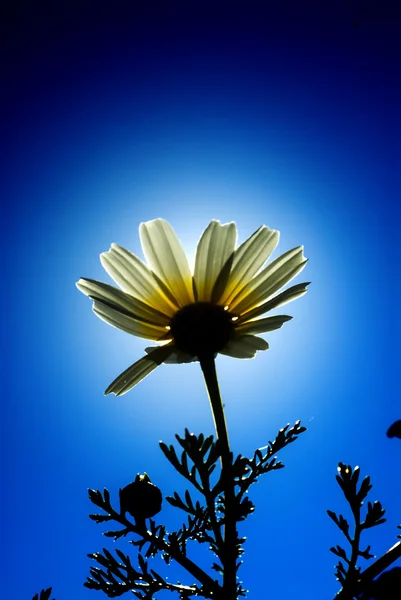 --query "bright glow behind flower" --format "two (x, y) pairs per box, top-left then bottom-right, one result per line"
(77, 219), (309, 395)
